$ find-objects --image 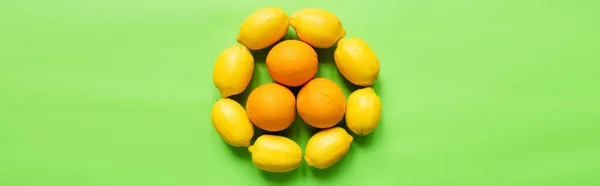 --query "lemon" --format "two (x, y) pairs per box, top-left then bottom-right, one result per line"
(334, 38), (380, 86)
(211, 98), (254, 147)
(346, 87), (382, 135)
(248, 135), (303, 172)
(304, 127), (353, 169)
(290, 8), (346, 48)
(212, 44), (254, 98)
(237, 6), (289, 50)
